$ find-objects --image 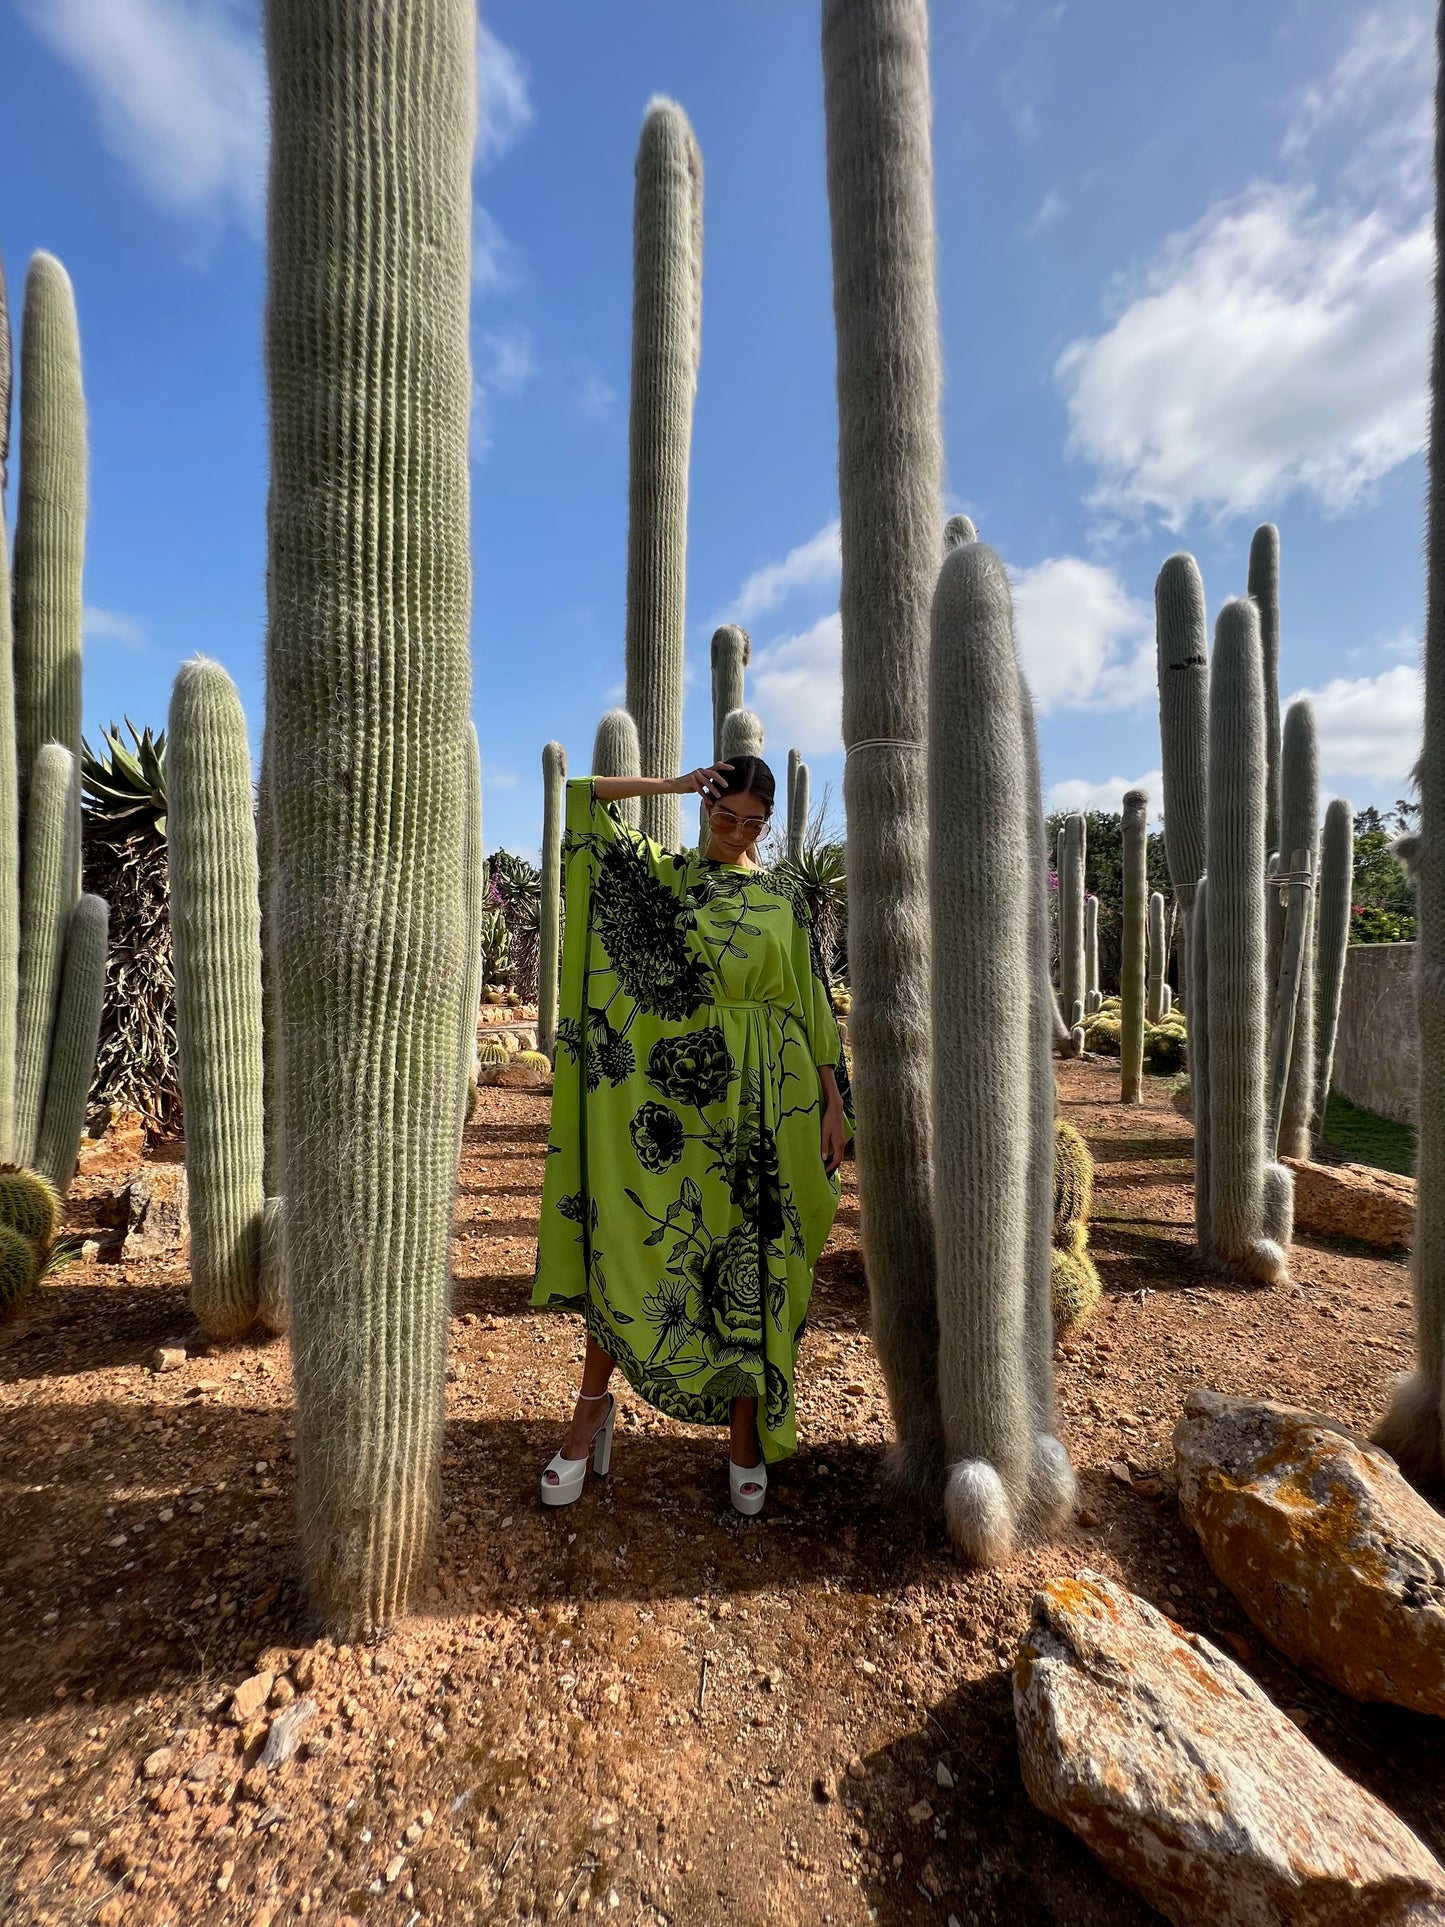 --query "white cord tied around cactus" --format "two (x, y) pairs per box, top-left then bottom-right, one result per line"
(846, 738), (924, 755)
